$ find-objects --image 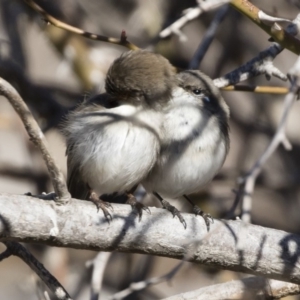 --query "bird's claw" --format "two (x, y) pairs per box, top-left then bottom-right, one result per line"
(193, 205), (213, 231)
(89, 192), (113, 222)
(161, 199), (187, 229)
(126, 195), (150, 221)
